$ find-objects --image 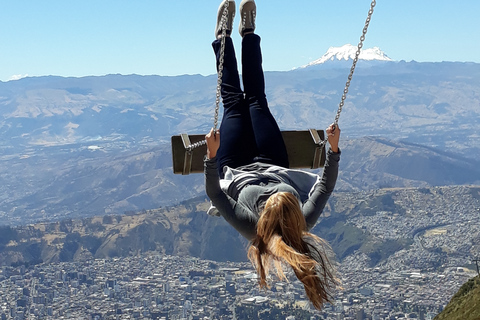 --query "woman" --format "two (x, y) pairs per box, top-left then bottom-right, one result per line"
(204, 0), (340, 309)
